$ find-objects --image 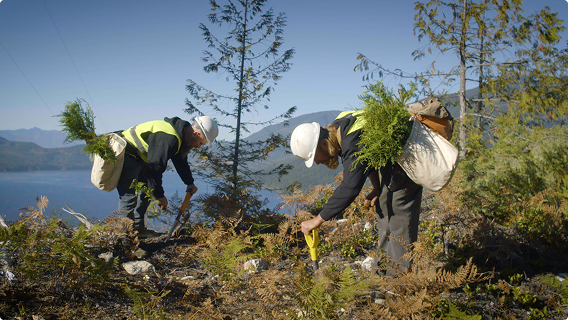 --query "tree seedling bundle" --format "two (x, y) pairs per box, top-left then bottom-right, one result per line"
(57, 98), (116, 162)
(352, 81), (415, 171)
